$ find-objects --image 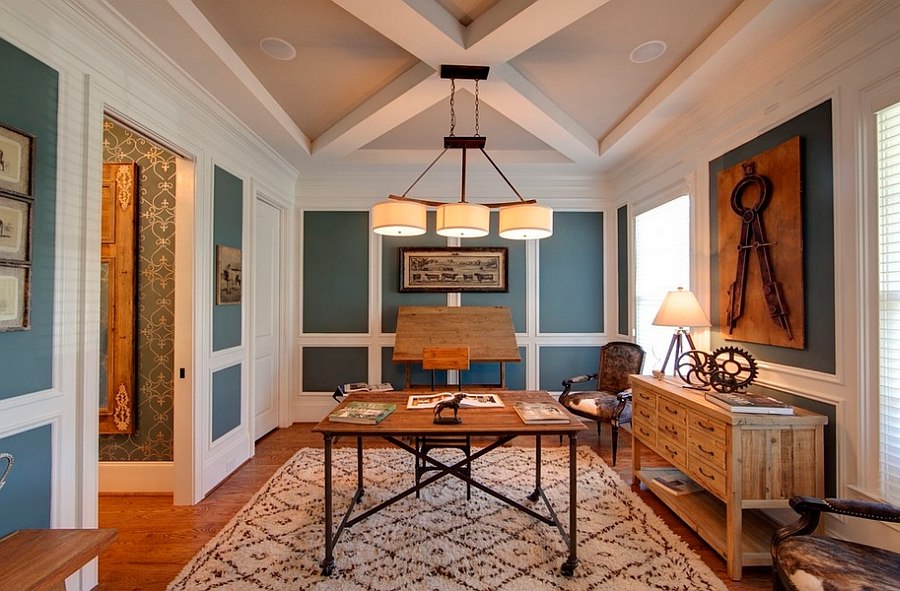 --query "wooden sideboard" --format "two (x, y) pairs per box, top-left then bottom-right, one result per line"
(629, 375), (827, 581)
